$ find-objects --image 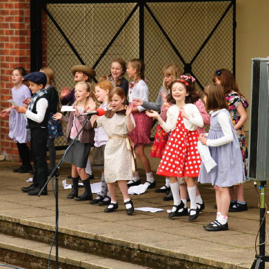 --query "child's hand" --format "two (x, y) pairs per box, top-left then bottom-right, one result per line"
(53, 113), (63, 120)
(74, 107), (79, 117)
(60, 87), (71, 99)
(132, 99), (143, 106)
(126, 103), (133, 117)
(146, 110), (159, 118)
(23, 98), (31, 105)
(86, 98), (97, 112)
(0, 109), (10, 118)
(198, 134), (207, 145)
(179, 106), (189, 120)
(16, 106), (27, 114)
